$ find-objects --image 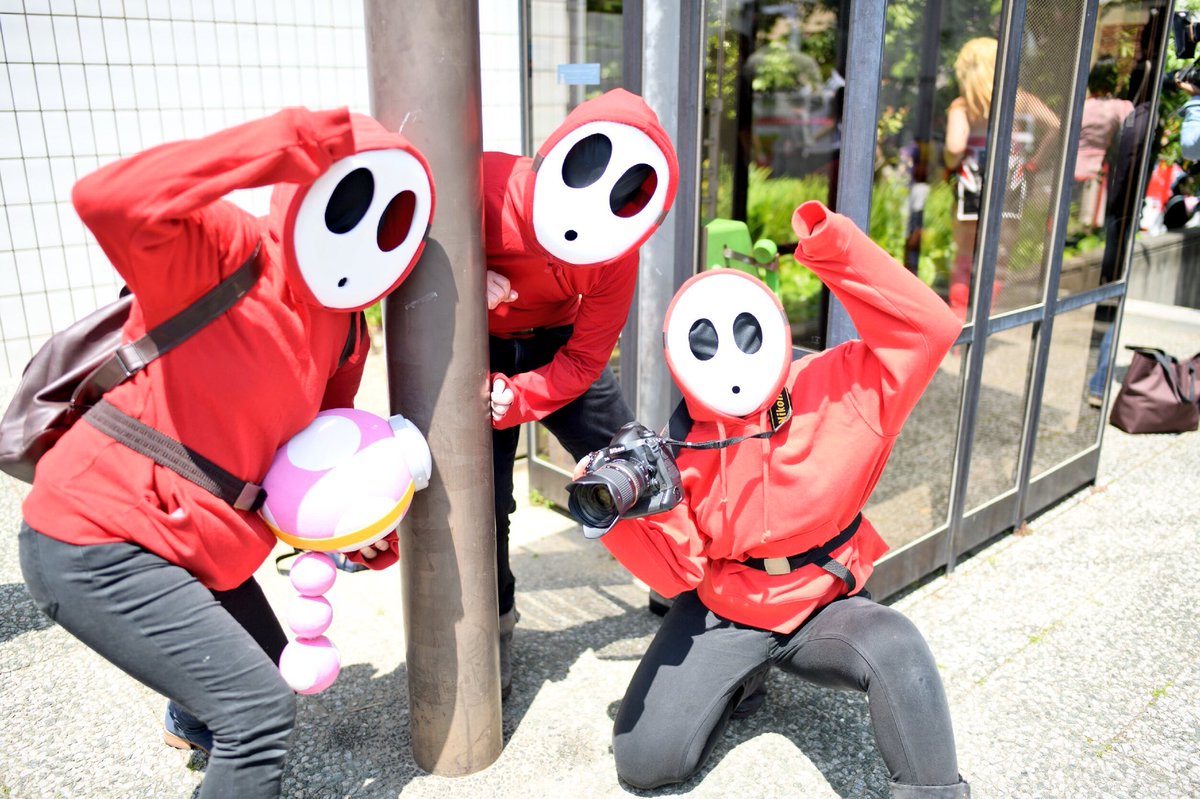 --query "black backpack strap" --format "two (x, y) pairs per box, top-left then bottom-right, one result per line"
(73, 241), (262, 408)
(338, 311), (365, 369)
(84, 399), (266, 512)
